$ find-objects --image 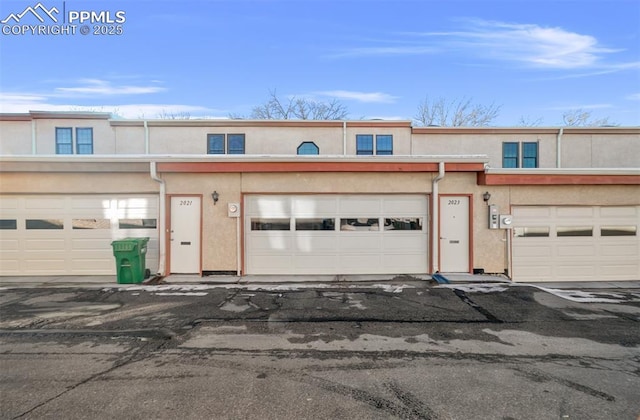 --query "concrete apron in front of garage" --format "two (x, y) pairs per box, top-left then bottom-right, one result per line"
(0, 273), (638, 289)
(0, 273), (508, 288)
